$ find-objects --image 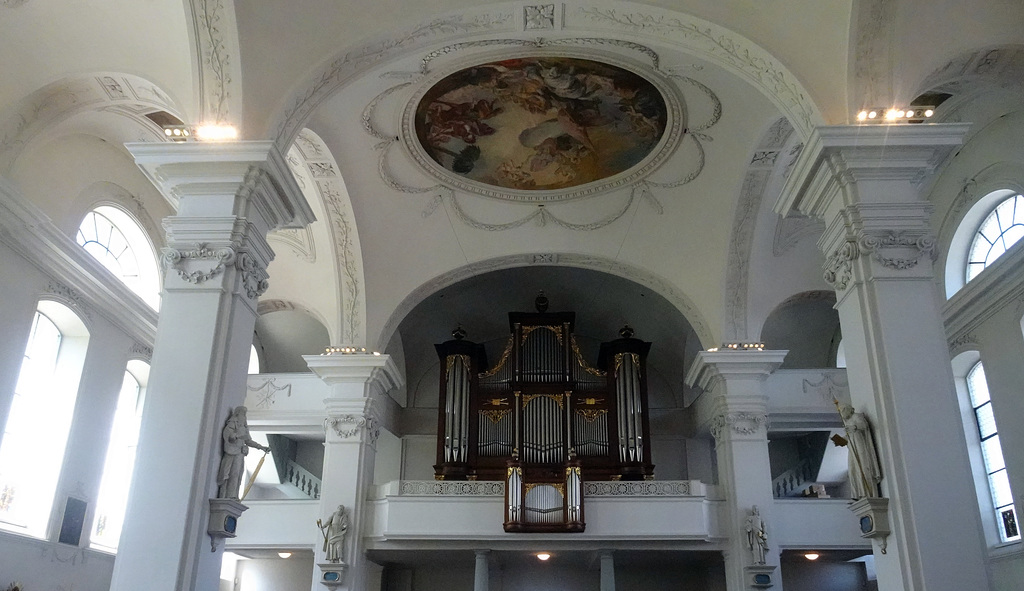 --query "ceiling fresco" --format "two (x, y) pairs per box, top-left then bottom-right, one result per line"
(413, 57), (670, 192)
